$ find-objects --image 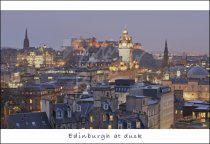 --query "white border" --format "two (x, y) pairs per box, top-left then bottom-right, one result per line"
(1, 1), (209, 144)
(1, 1), (209, 10)
(1, 129), (210, 143)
